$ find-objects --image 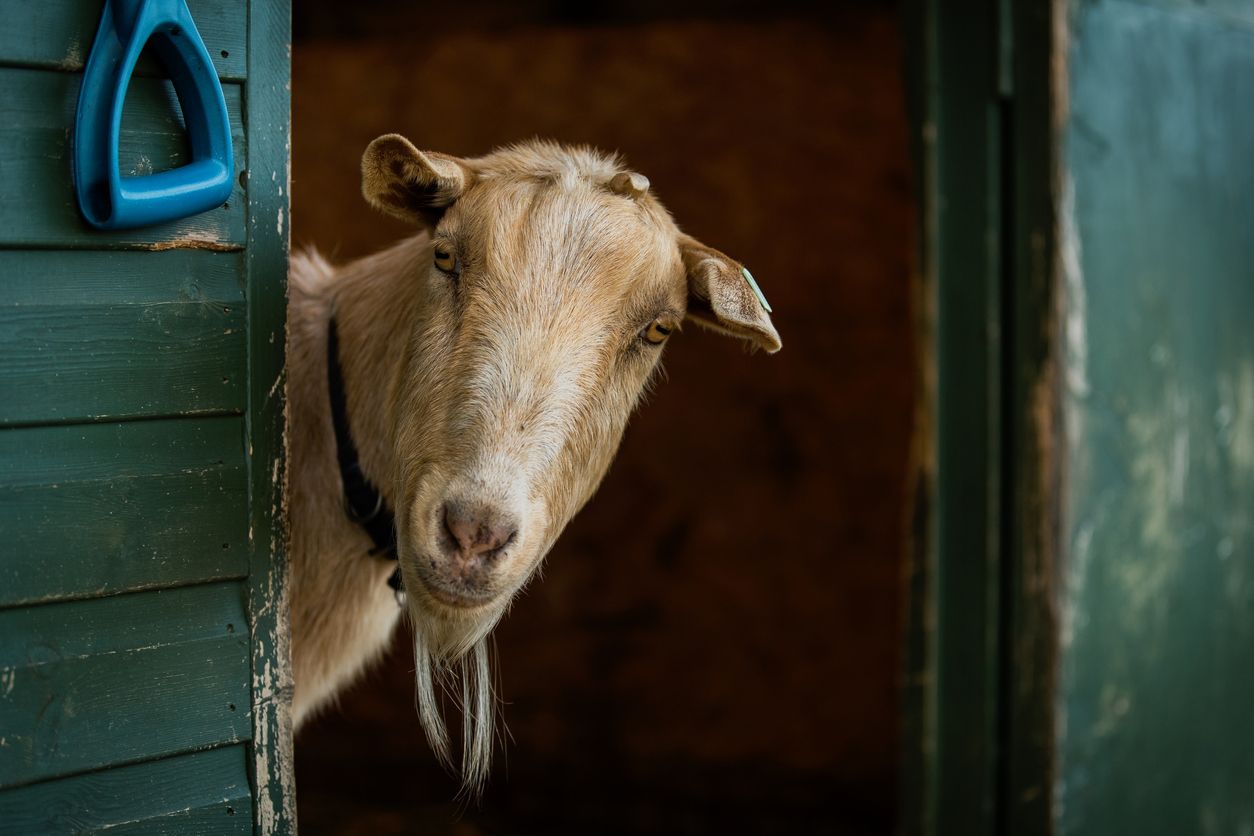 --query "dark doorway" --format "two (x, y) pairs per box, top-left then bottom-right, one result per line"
(292, 3), (914, 833)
